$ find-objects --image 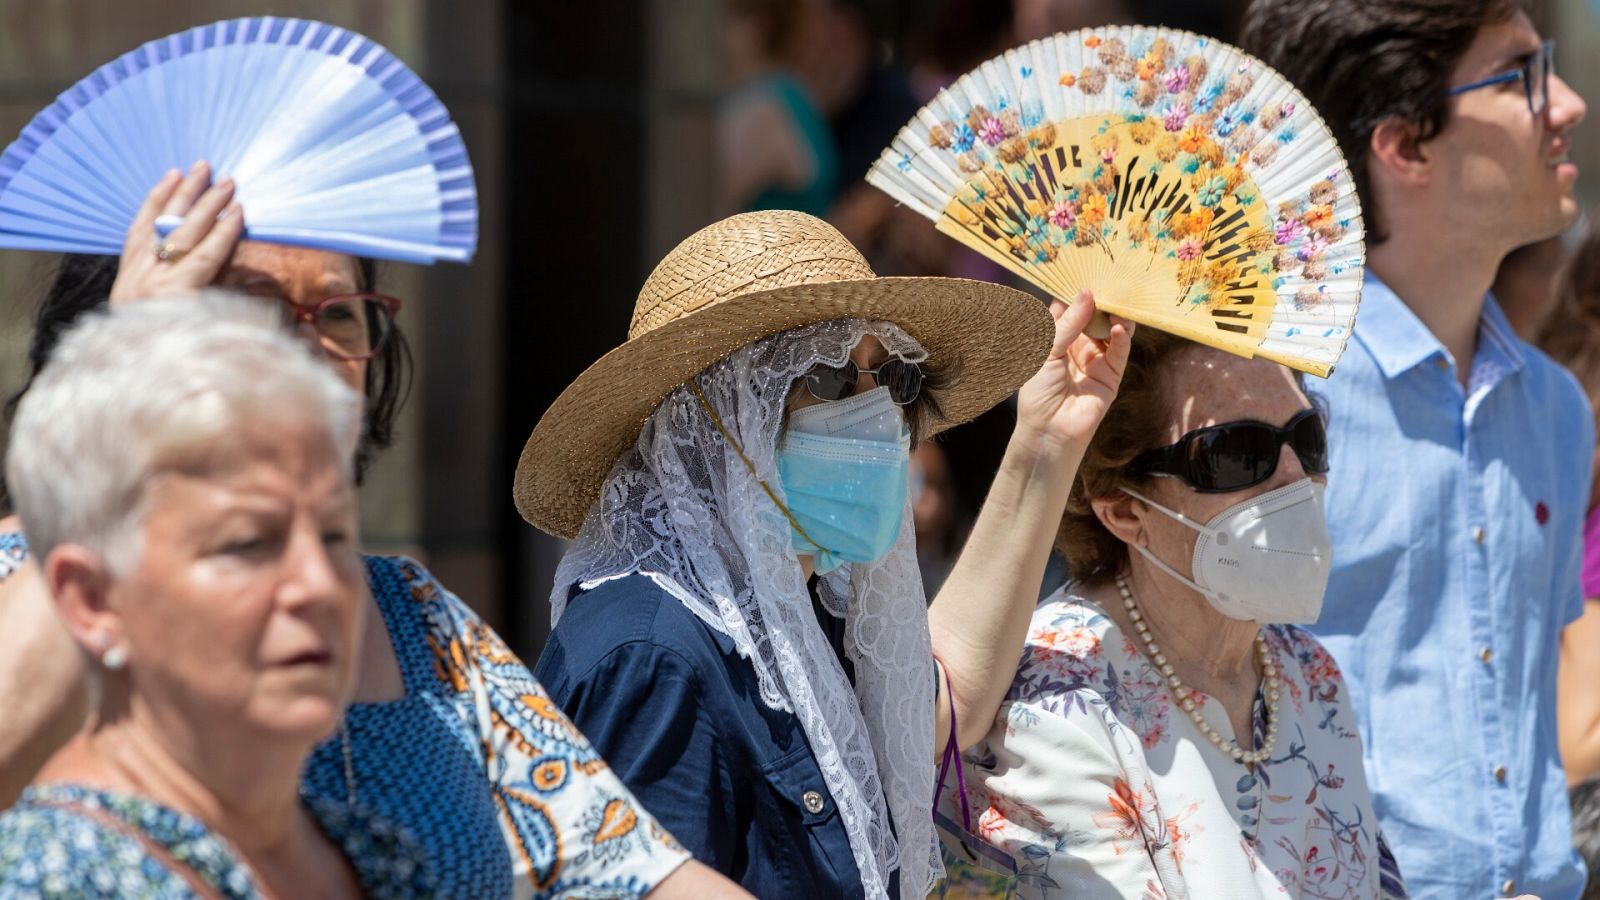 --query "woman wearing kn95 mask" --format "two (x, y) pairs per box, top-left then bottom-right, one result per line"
(961, 330), (1408, 900)
(520, 210), (1134, 899)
